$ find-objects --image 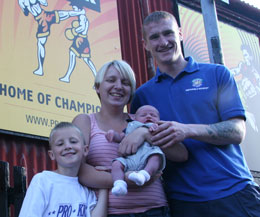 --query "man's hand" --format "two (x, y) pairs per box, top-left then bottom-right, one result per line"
(151, 121), (188, 149)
